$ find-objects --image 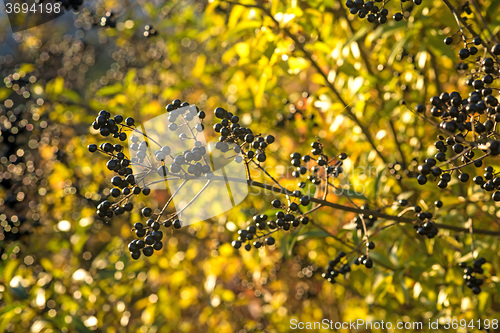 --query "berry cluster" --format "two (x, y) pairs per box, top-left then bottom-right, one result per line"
(414, 219), (438, 239)
(128, 102), (212, 181)
(321, 251), (350, 284)
(212, 106), (275, 164)
(232, 138), (356, 252)
(233, 138), (363, 251)
(398, 200), (440, 238)
(446, 36), (483, 59)
(128, 220), (166, 259)
(460, 258), (487, 294)
(353, 254), (373, 269)
(91, 110), (129, 140)
(89, 100), (215, 259)
(232, 198), (311, 251)
(345, 0), (421, 24)
(290, 141), (347, 191)
(414, 40), (500, 199)
(90, 99), (286, 259)
(352, 205), (378, 231)
(88, 111), (142, 220)
(323, 243), (378, 285)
